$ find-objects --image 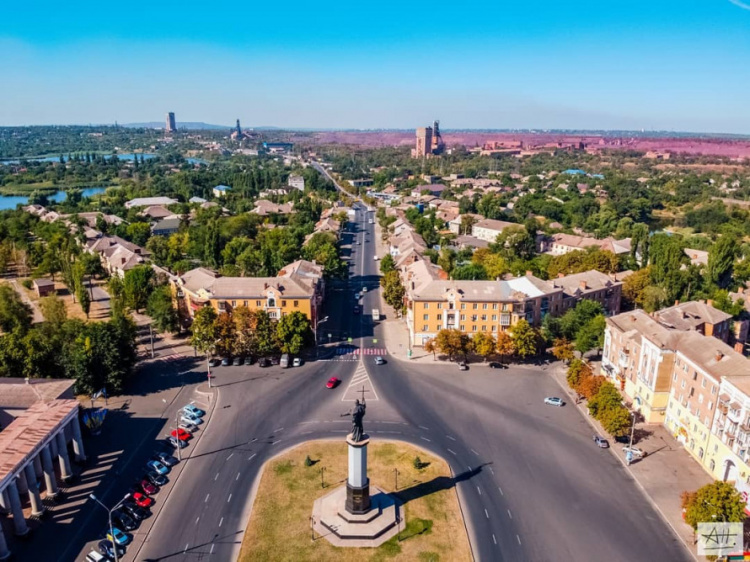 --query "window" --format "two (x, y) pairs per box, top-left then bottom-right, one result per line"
(231, 300), (236, 307)
(294, 300), (299, 308)
(492, 315), (497, 321)
(424, 303), (429, 310)
(460, 325), (465, 331)
(461, 314), (466, 321)
(473, 303), (478, 310)
(483, 303), (488, 310)
(472, 325), (477, 332)
(243, 301), (248, 307)
(681, 380), (686, 389)
(709, 459), (716, 471)
(438, 303), (443, 309)
(423, 314), (429, 320)
(714, 444), (719, 453)
(481, 315), (487, 321)
(698, 447), (704, 459)
(701, 379), (706, 388)
(437, 314), (442, 321)
(492, 303), (498, 310)
(256, 300), (261, 307)
(698, 394), (704, 404)
(423, 325), (428, 331)
(491, 326), (497, 332)
(708, 401), (713, 411)
(282, 300), (287, 307)
(460, 304), (465, 310)
(673, 372), (678, 381)
(267, 297), (276, 307)
(711, 386), (716, 395)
